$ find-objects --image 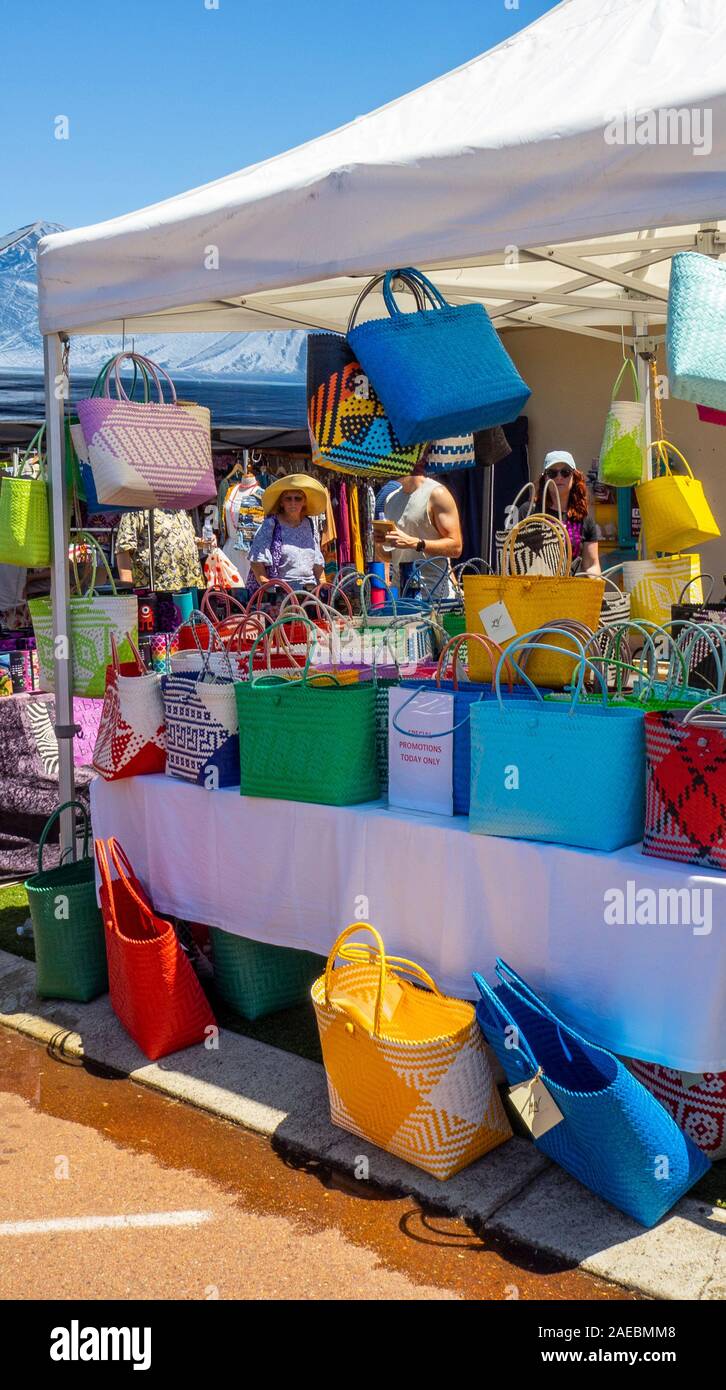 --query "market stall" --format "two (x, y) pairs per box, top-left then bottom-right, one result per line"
(17, 0), (726, 1215)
